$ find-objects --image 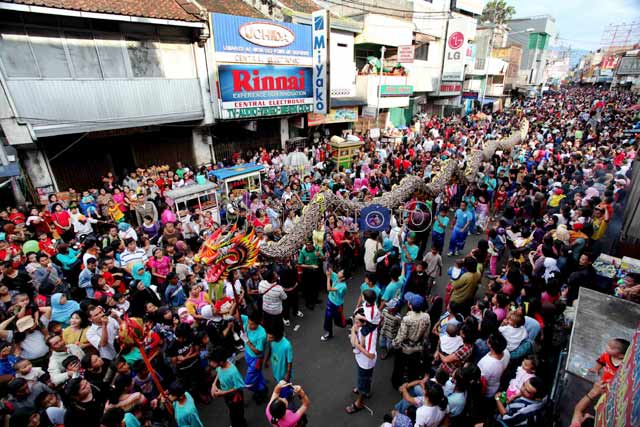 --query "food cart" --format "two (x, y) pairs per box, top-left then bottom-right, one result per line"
(210, 163), (264, 199)
(329, 135), (363, 170)
(165, 182), (220, 225)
